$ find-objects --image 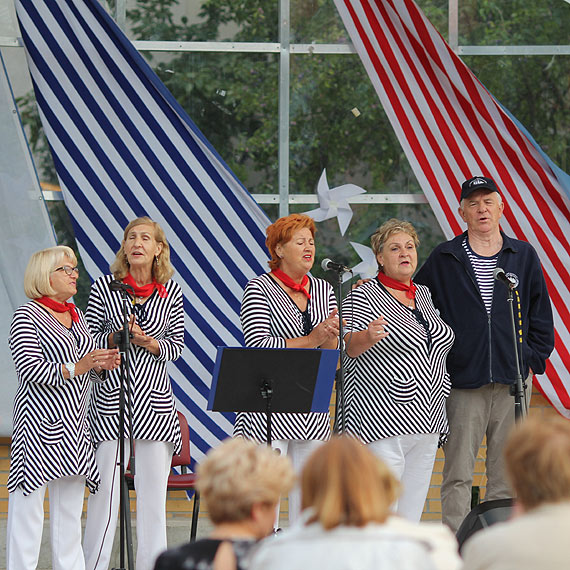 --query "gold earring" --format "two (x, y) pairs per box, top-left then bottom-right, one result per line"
(155, 255), (160, 266)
